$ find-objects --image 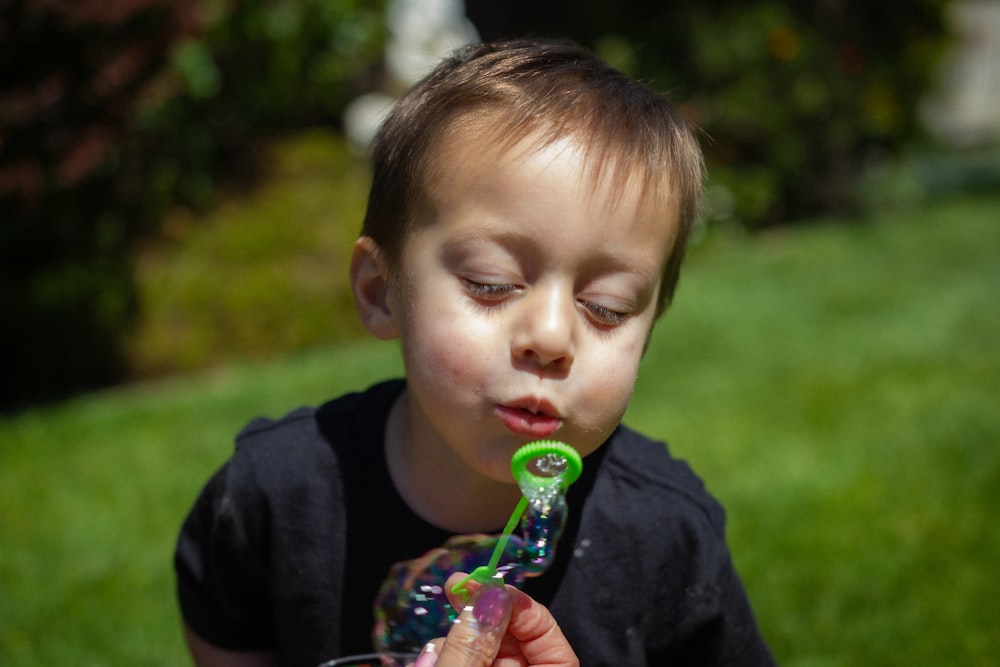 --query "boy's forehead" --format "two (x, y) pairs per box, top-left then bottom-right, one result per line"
(422, 119), (678, 222)
(412, 127), (683, 269)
